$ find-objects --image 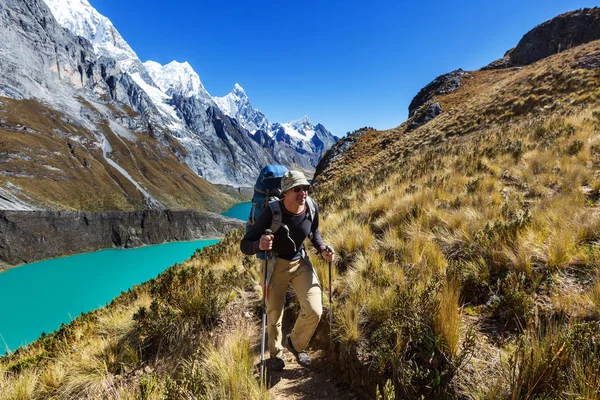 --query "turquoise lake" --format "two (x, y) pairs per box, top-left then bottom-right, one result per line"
(0, 202), (251, 354)
(221, 201), (251, 221)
